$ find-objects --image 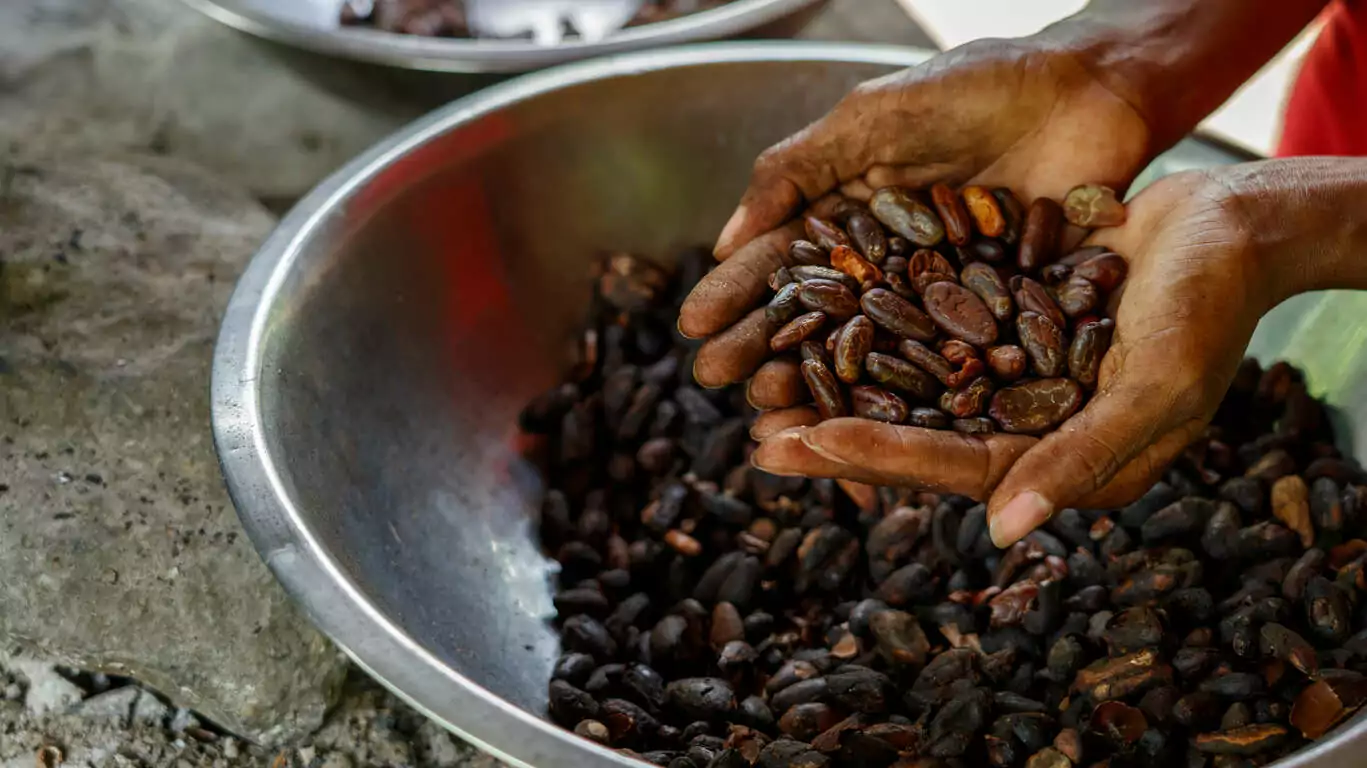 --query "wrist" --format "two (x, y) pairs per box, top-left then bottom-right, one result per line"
(1212, 158), (1367, 306)
(1030, 1), (1326, 154)
(1027, 19), (1173, 152)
